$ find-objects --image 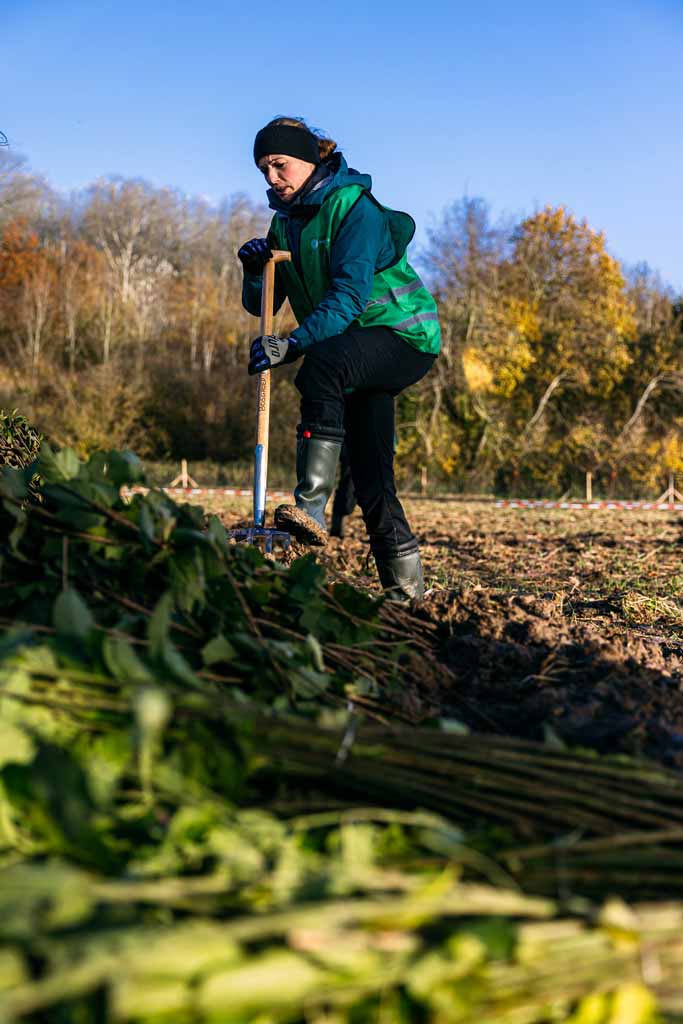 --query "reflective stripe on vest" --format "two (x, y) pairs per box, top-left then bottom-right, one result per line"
(392, 311), (441, 331)
(365, 279), (425, 309)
